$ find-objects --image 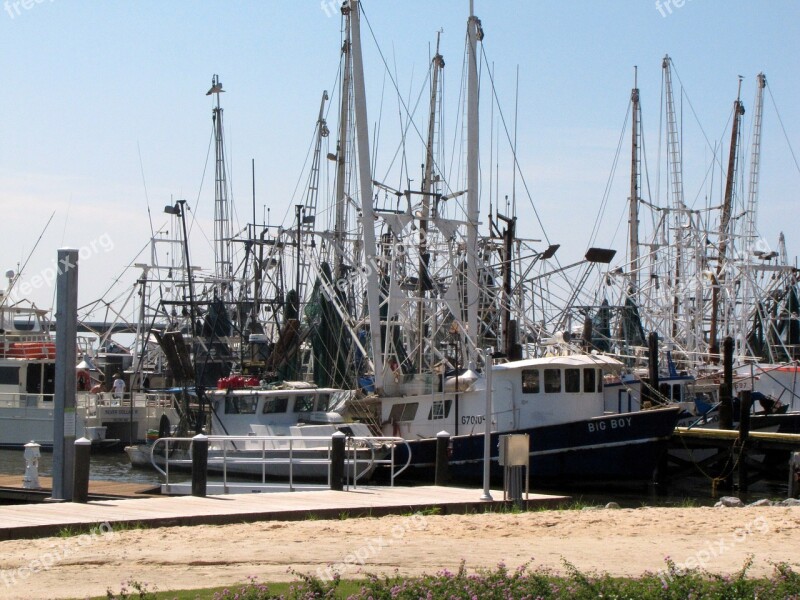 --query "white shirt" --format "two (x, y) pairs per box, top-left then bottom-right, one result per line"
(113, 378), (125, 396)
